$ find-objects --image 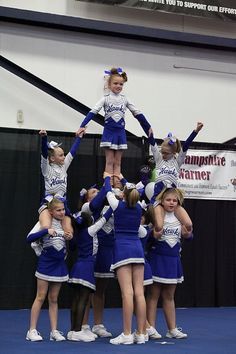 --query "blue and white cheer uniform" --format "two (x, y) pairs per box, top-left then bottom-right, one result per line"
(147, 211), (184, 284)
(149, 130), (199, 203)
(104, 176), (146, 271)
(80, 92), (151, 150)
(94, 205), (115, 278)
(68, 208), (113, 290)
(27, 219), (68, 282)
(39, 135), (81, 213)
